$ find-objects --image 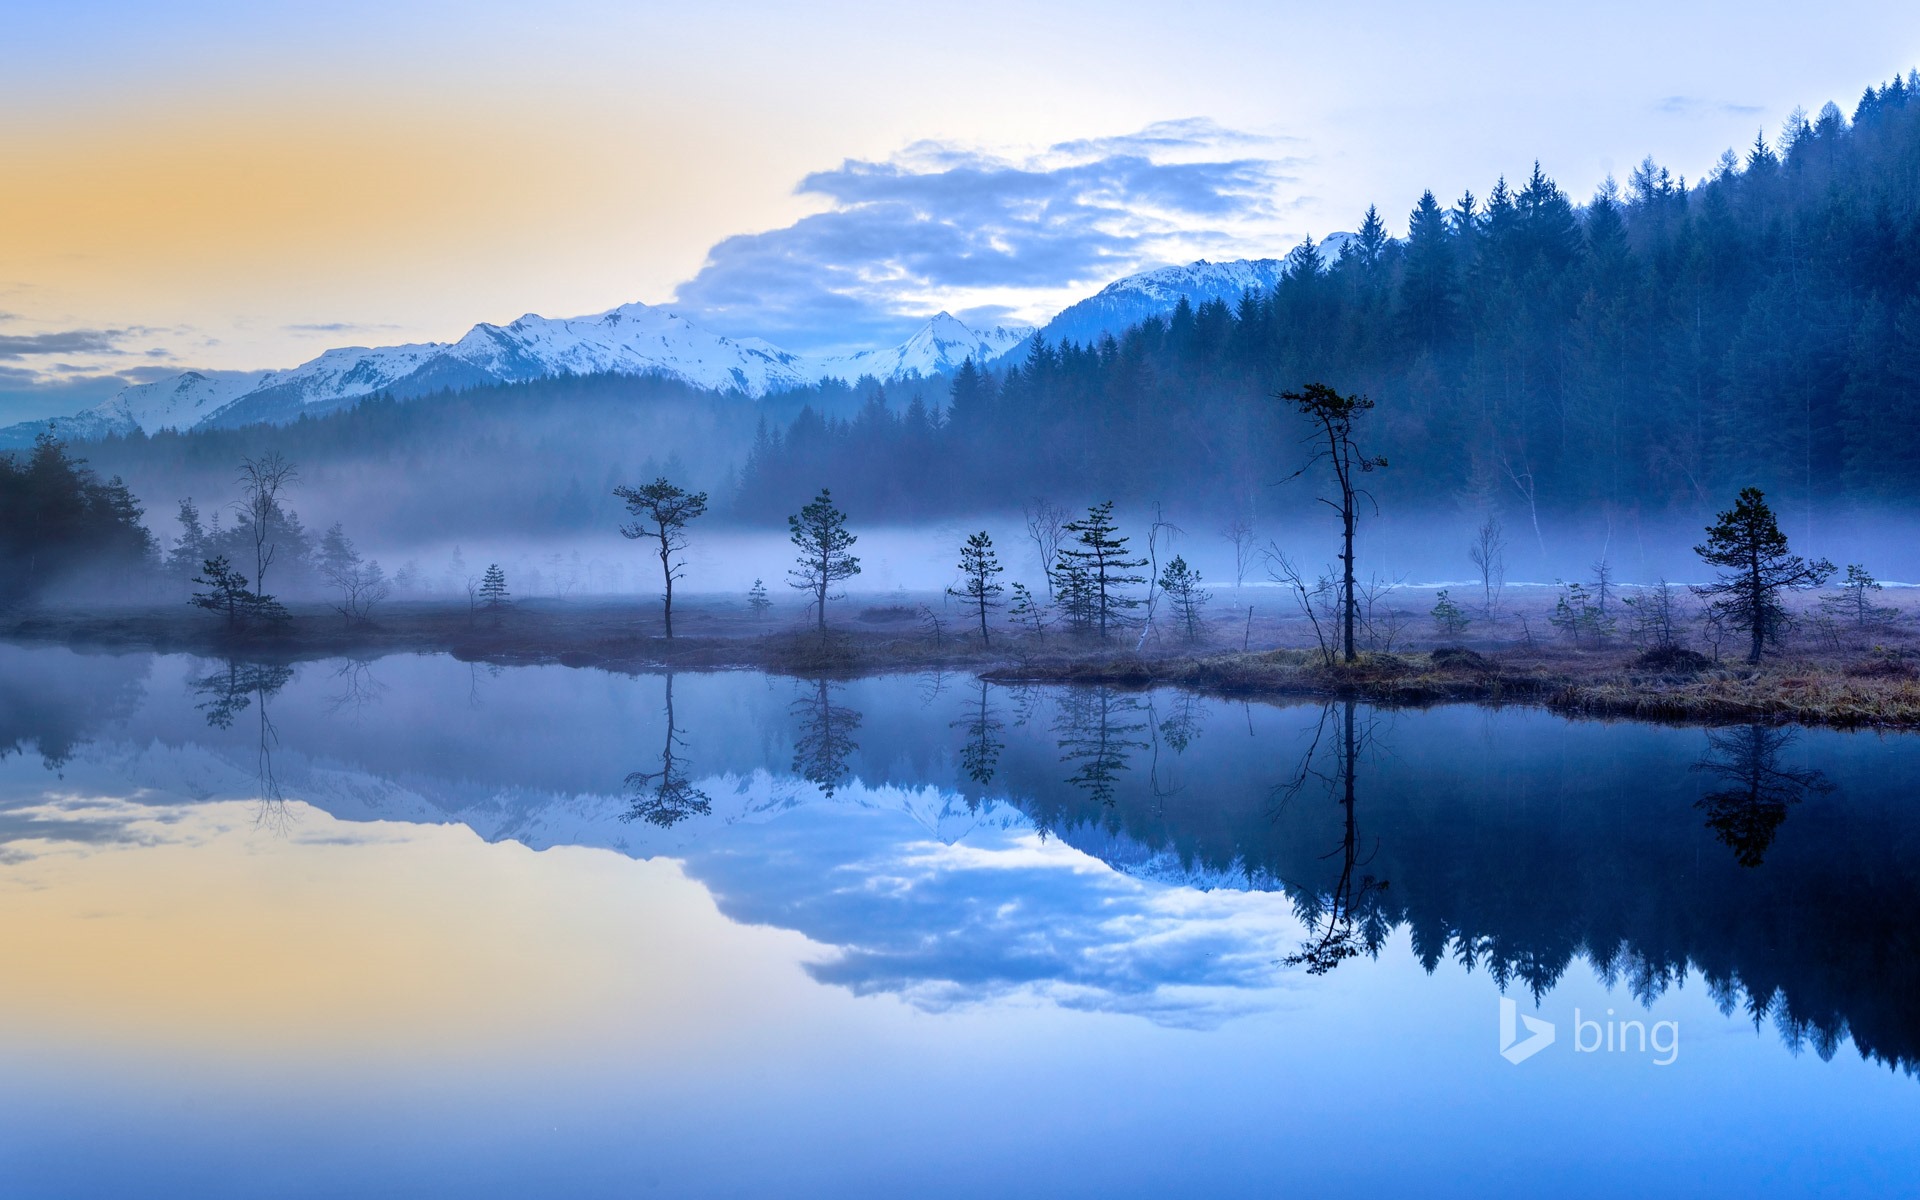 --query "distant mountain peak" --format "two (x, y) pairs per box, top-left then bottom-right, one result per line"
(0, 236), (1351, 446)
